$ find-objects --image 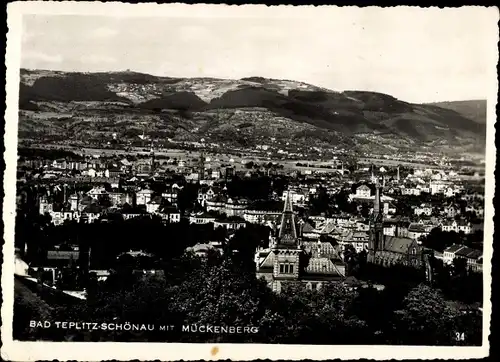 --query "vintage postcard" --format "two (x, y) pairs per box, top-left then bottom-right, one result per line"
(2, 2), (498, 361)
